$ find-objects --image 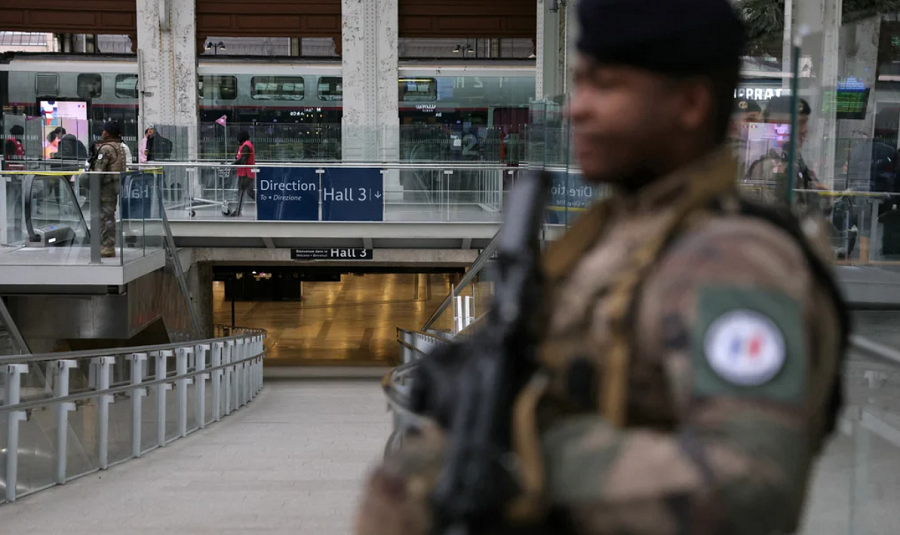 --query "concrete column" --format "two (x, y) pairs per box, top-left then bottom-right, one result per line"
(341, 0), (399, 163)
(536, 0), (561, 100)
(187, 261), (214, 339)
(536, 0), (579, 100)
(783, 0), (794, 90)
(800, 0), (842, 188)
(564, 0), (580, 95)
(837, 17), (882, 154)
(136, 0), (199, 160)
